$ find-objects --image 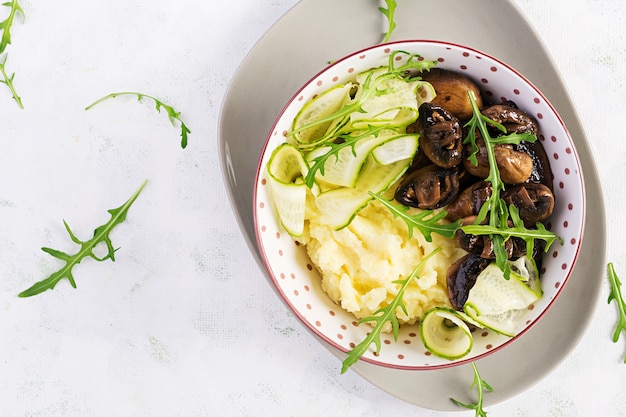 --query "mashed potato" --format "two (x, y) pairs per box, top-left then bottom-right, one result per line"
(298, 197), (467, 330)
